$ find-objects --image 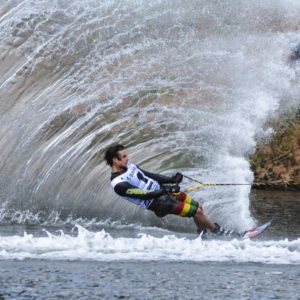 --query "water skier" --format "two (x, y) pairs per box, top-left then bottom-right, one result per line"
(105, 144), (235, 236)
